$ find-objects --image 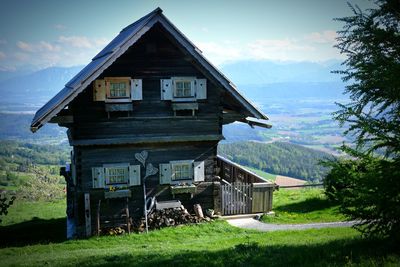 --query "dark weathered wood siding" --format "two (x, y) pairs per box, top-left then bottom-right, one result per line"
(69, 24), (223, 142)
